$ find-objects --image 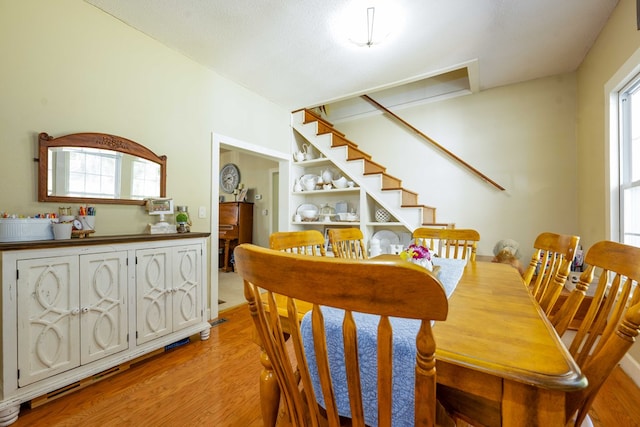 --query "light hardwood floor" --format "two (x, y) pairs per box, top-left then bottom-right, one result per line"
(217, 271), (246, 311)
(12, 303), (640, 426)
